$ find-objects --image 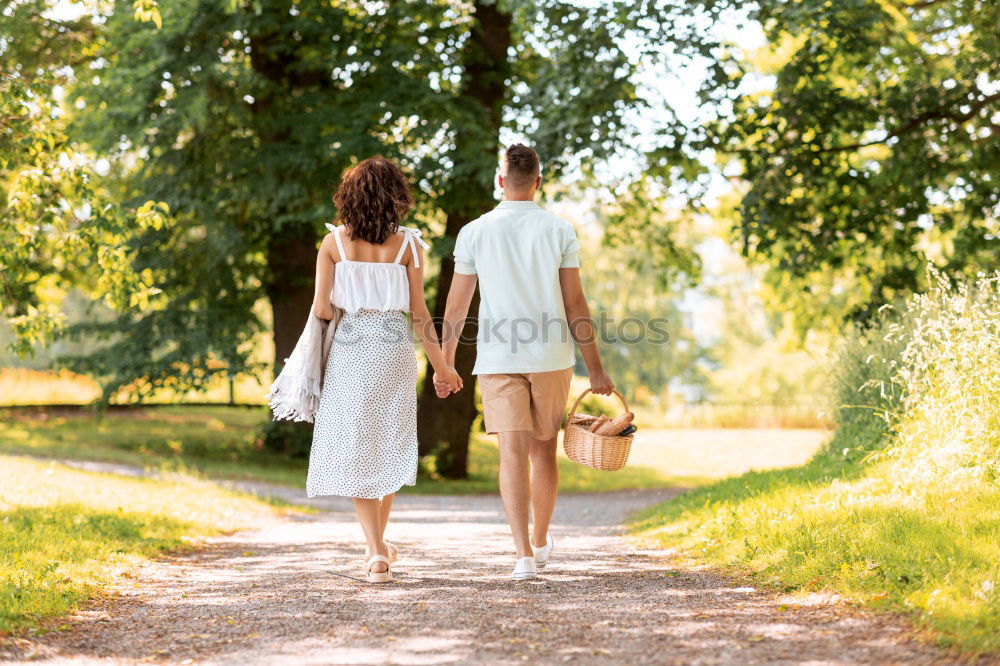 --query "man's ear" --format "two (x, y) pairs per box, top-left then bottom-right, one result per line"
(498, 174), (505, 189)
(535, 175), (542, 189)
